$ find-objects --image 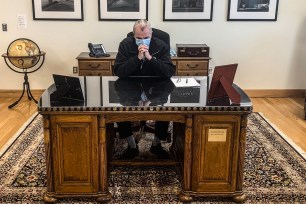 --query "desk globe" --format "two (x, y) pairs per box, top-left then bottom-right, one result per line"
(2, 38), (46, 108)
